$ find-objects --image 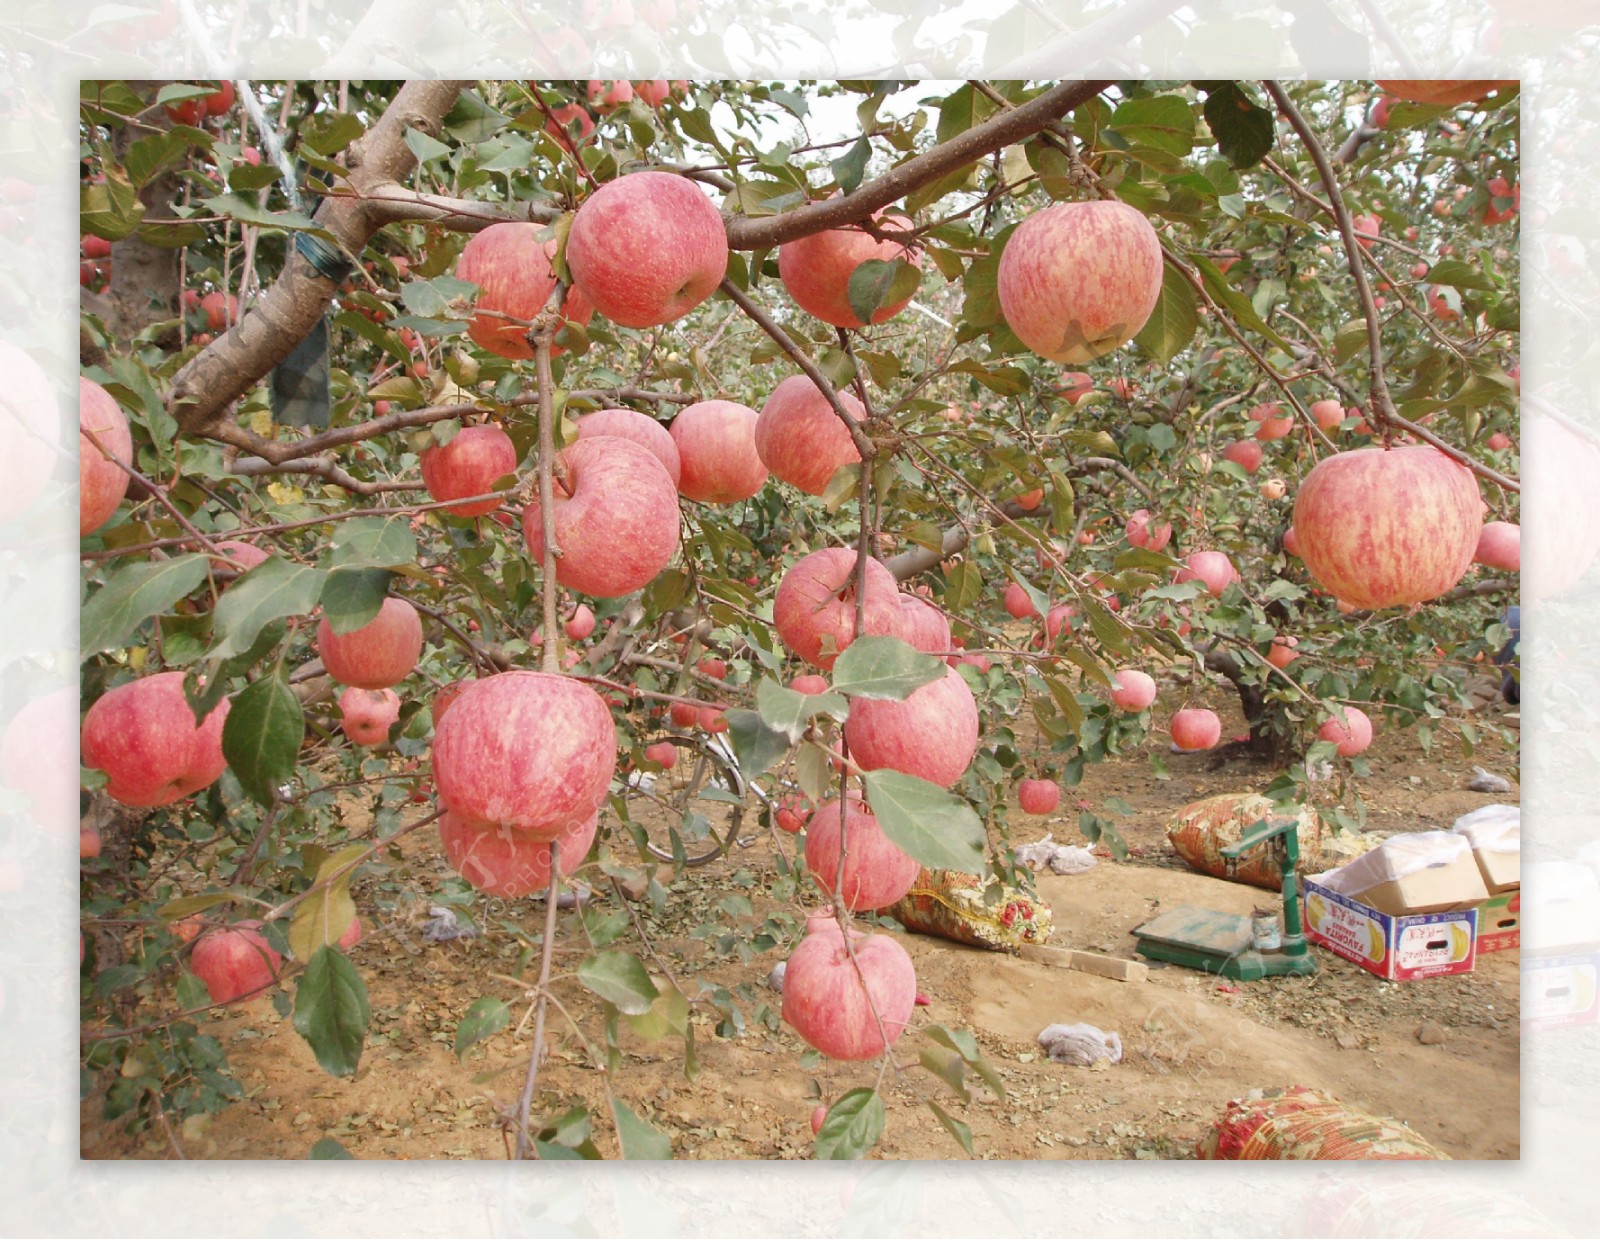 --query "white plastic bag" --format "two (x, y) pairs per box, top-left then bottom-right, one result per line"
(1037, 1022), (1123, 1066)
